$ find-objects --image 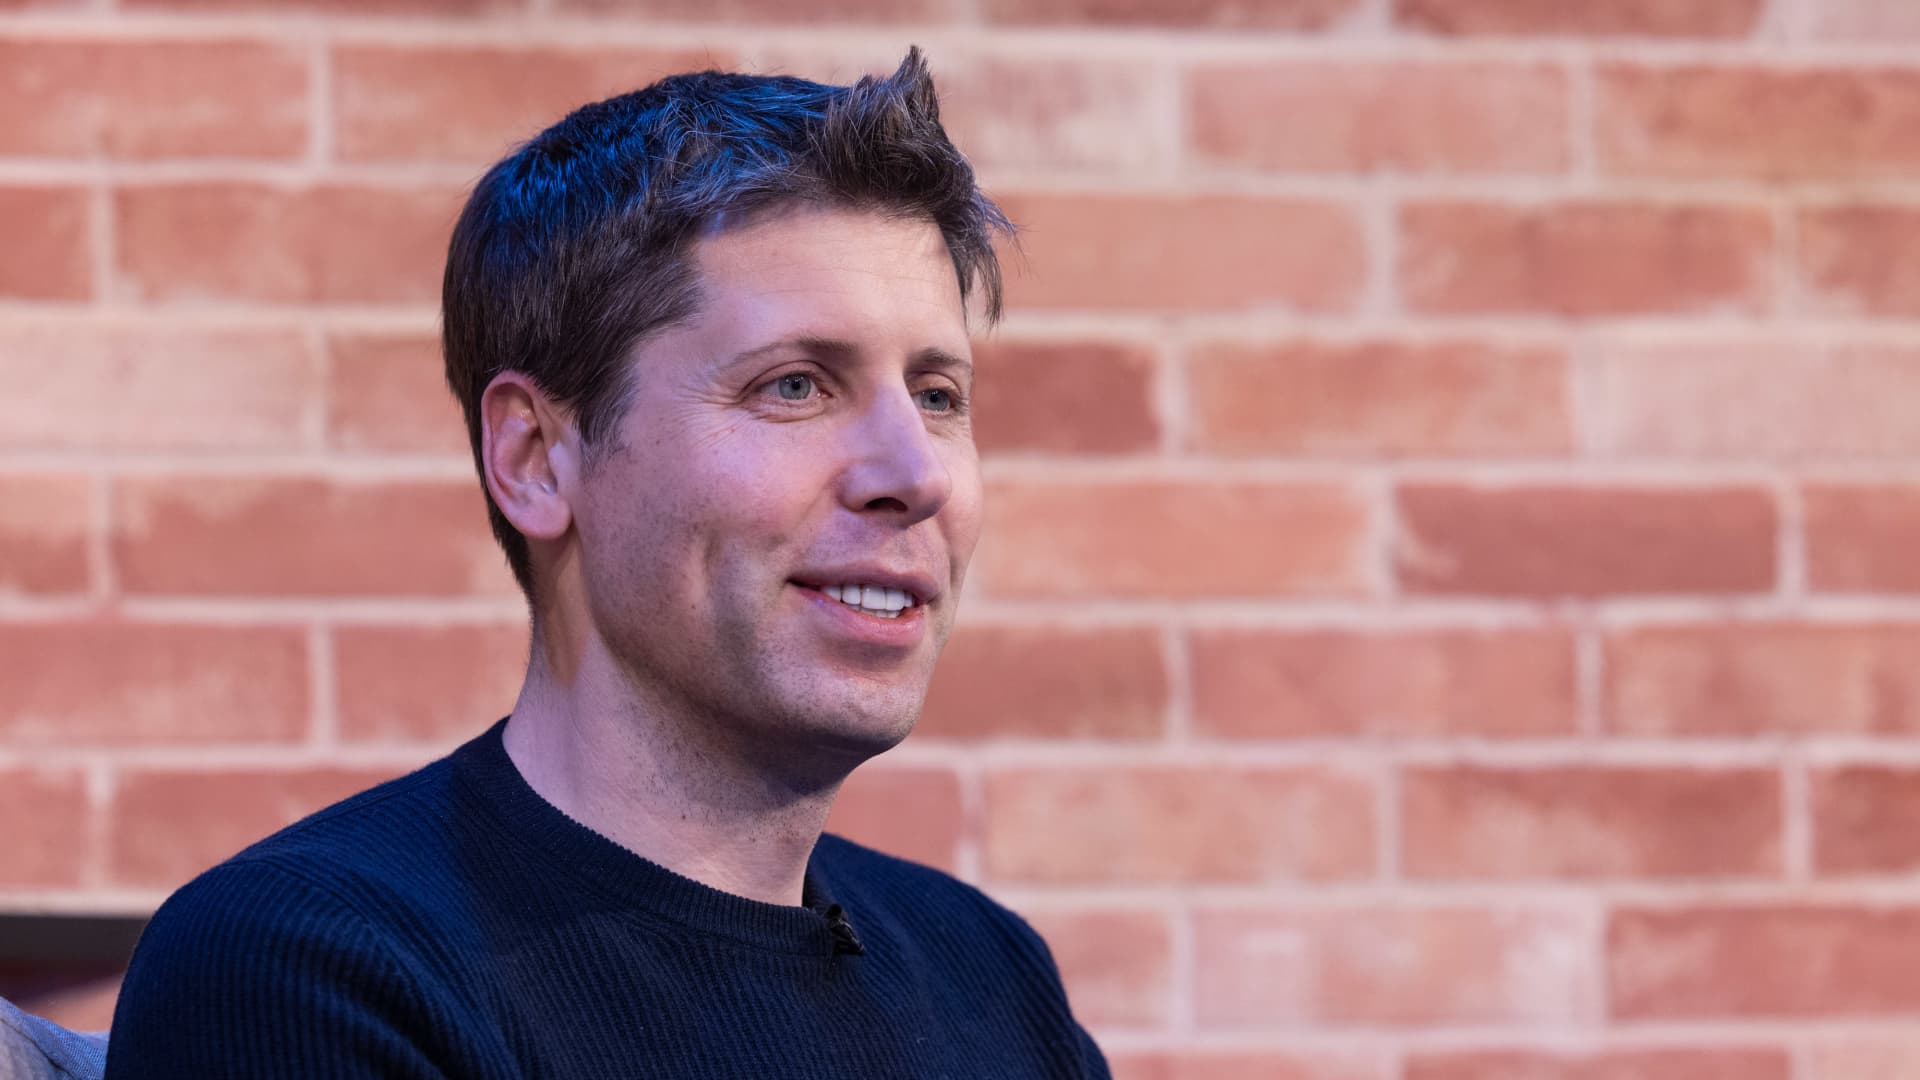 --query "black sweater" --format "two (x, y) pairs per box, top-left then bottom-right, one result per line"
(105, 720), (1109, 1079)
